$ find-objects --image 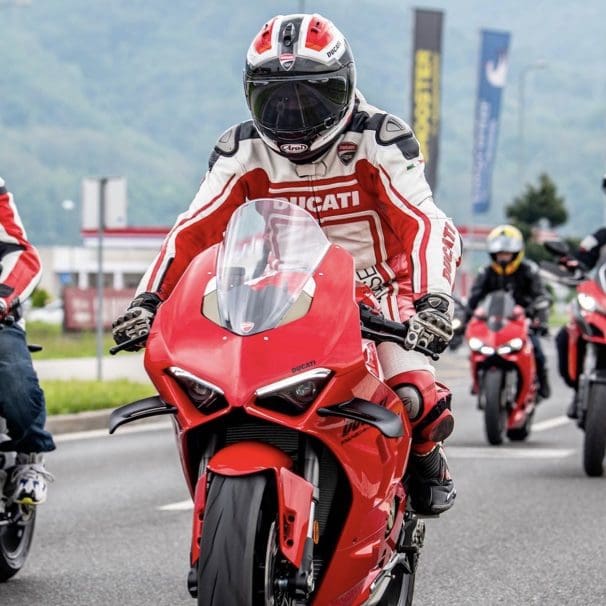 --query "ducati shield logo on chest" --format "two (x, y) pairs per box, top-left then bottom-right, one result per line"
(337, 142), (357, 165)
